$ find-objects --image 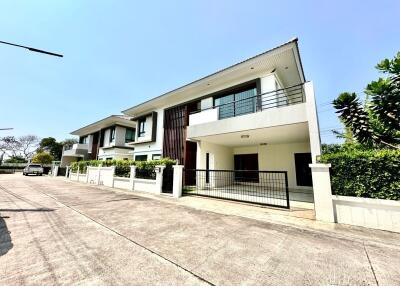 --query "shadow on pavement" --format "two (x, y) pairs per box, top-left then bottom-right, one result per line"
(0, 215), (13, 256)
(0, 208), (54, 212)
